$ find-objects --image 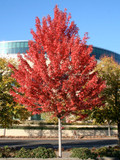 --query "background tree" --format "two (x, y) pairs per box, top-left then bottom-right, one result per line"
(0, 58), (30, 136)
(9, 5), (105, 157)
(41, 112), (58, 124)
(93, 56), (120, 145)
(90, 106), (115, 136)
